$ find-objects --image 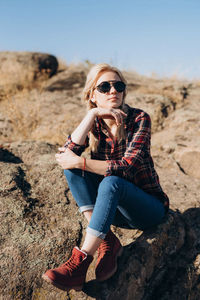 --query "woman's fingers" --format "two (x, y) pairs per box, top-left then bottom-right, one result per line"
(55, 152), (65, 159)
(95, 107), (127, 126)
(111, 111), (120, 126)
(58, 147), (66, 153)
(119, 110), (127, 116)
(55, 148), (74, 160)
(111, 109), (126, 126)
